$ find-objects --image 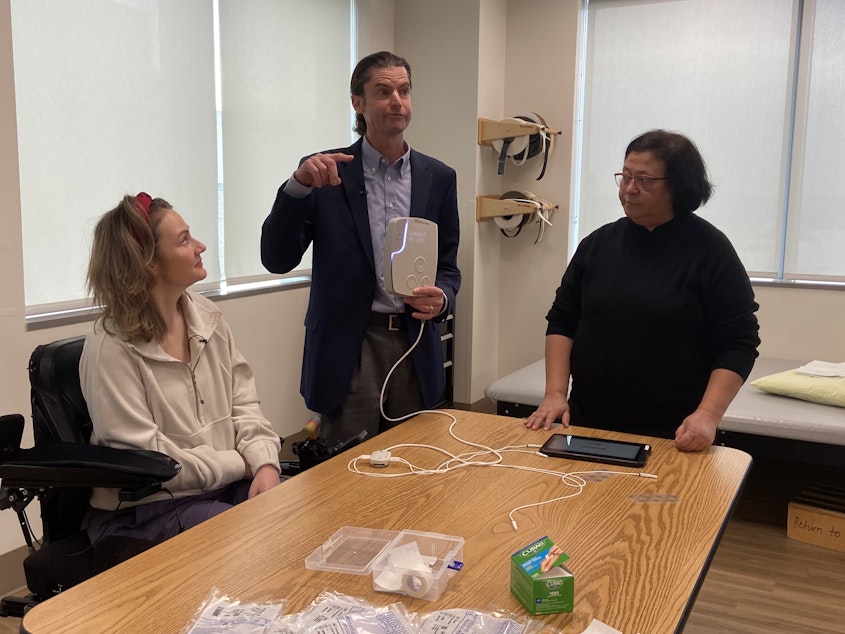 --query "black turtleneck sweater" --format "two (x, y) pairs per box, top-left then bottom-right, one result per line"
(546, 213), (760, 438)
